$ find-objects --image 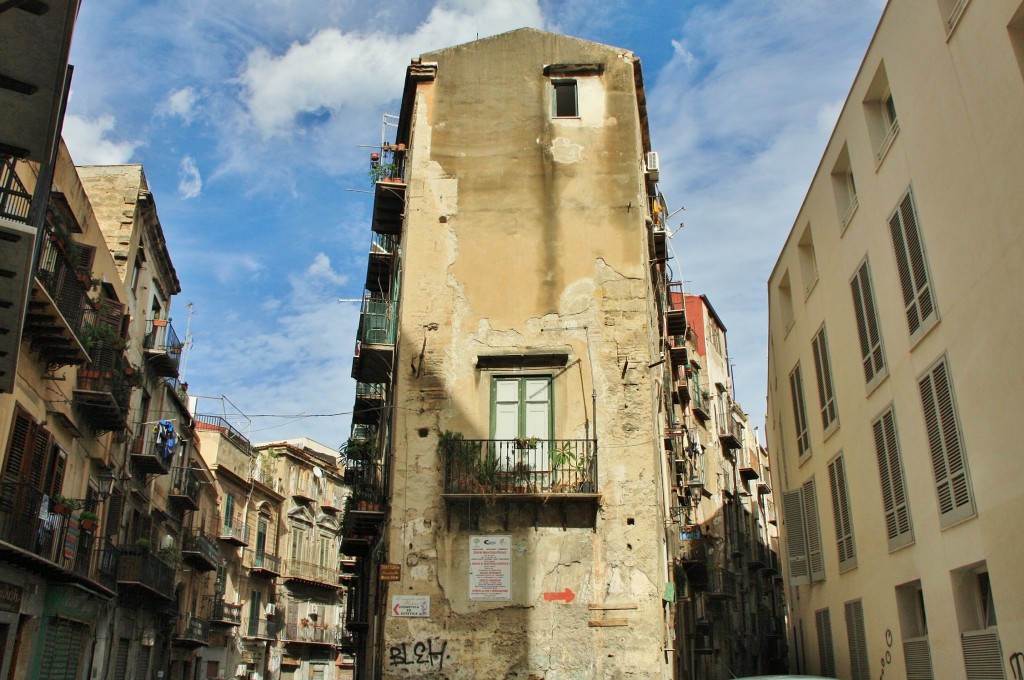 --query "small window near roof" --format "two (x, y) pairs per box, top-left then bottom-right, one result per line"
(552, 80), (578, 117)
